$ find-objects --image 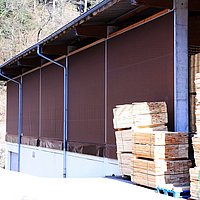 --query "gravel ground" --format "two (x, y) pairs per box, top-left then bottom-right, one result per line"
(0, 168), (174, 200)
